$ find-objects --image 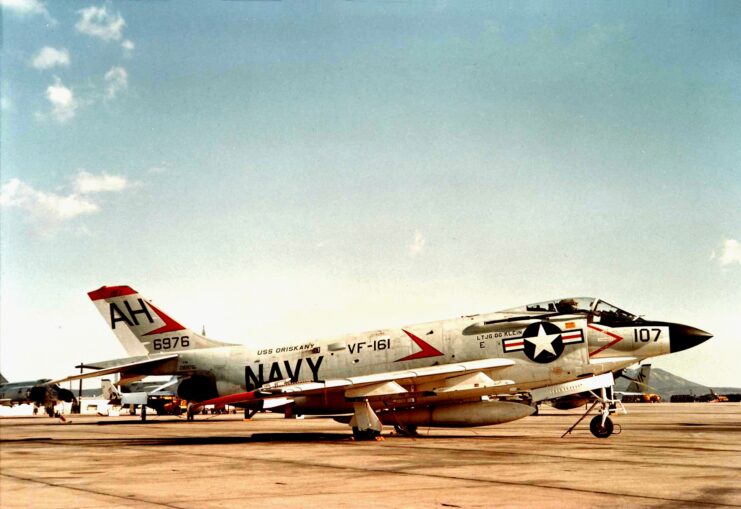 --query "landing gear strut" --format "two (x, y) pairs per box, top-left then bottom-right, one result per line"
(349, 400), (383, 440)
(562, 386), (624, 438)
